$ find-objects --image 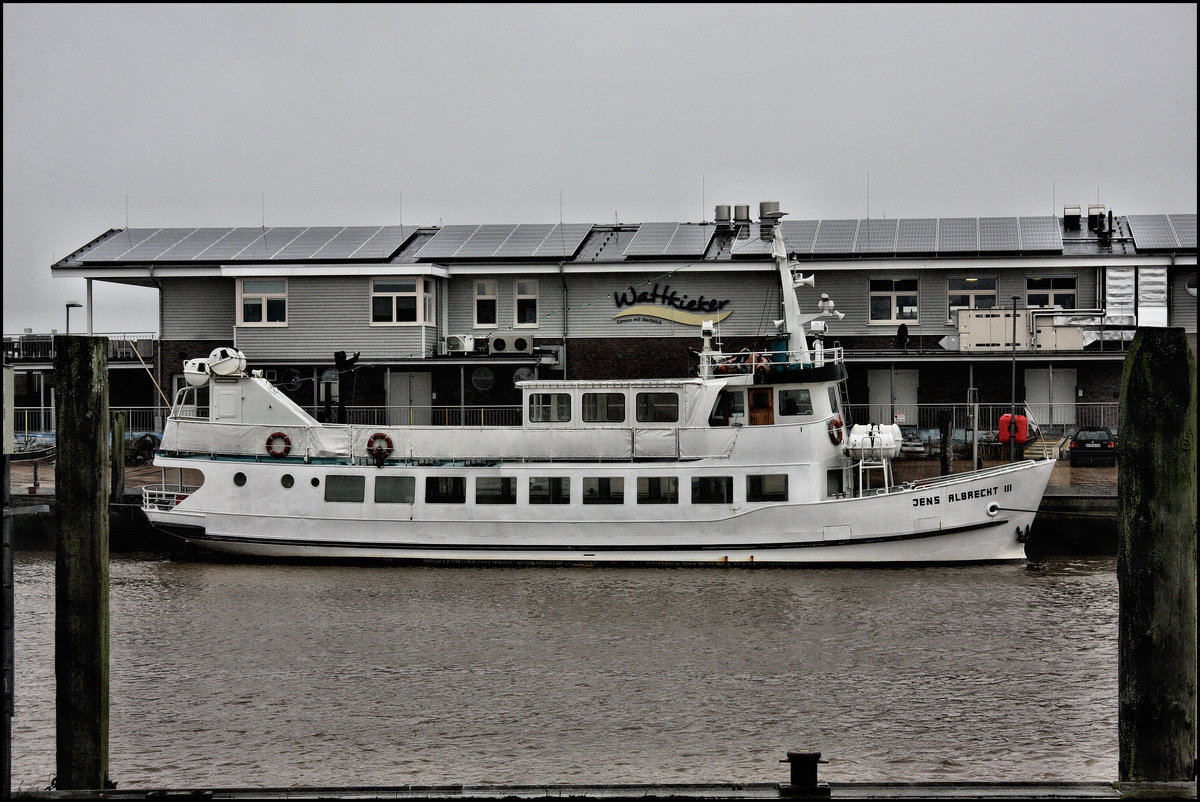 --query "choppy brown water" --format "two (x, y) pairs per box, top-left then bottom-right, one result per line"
(11, 553), (1117, 790)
